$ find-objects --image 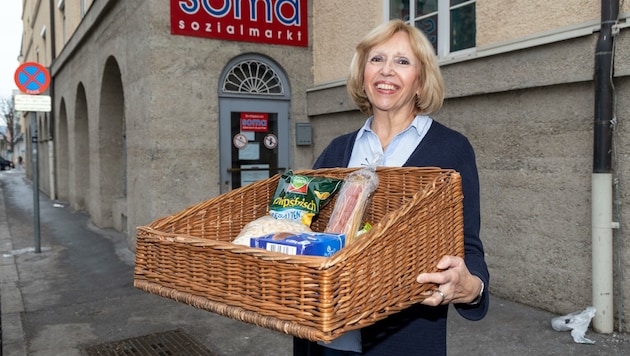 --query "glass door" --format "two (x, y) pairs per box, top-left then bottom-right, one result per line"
(219, 98), (290, 193)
